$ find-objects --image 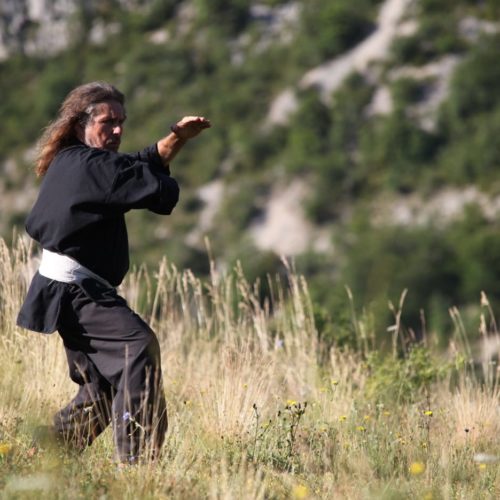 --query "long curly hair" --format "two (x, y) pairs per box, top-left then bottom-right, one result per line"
(35, 81), (125, 176)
